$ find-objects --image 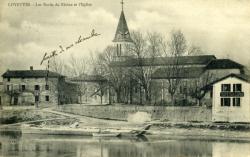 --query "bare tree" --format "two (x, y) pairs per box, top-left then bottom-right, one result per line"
(189, 72), (214, 106)
(49, 55), (88, 104)
(126, 31), (164, 104)
(188, 45), (204, 56)
(64, 55), (88, 77)
(95, 46), (129, 103)
(161, 30), (187, 105)
(49, 57), (65, 75)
